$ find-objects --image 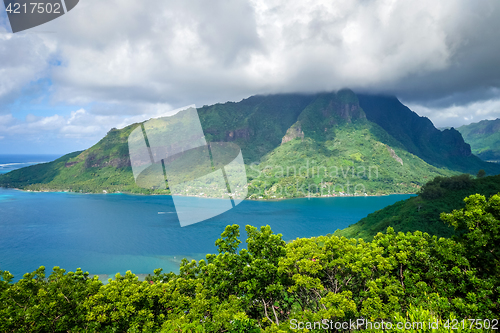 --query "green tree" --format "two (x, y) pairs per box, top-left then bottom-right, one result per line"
(440, 193), (500, 316)
(441, 193), (500, 276)
(0, 266), (101, 332)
